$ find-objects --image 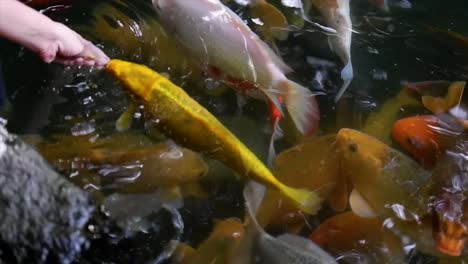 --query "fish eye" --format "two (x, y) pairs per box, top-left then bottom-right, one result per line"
(348, 143), (358, 153)
(406, 137), (421, 148)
